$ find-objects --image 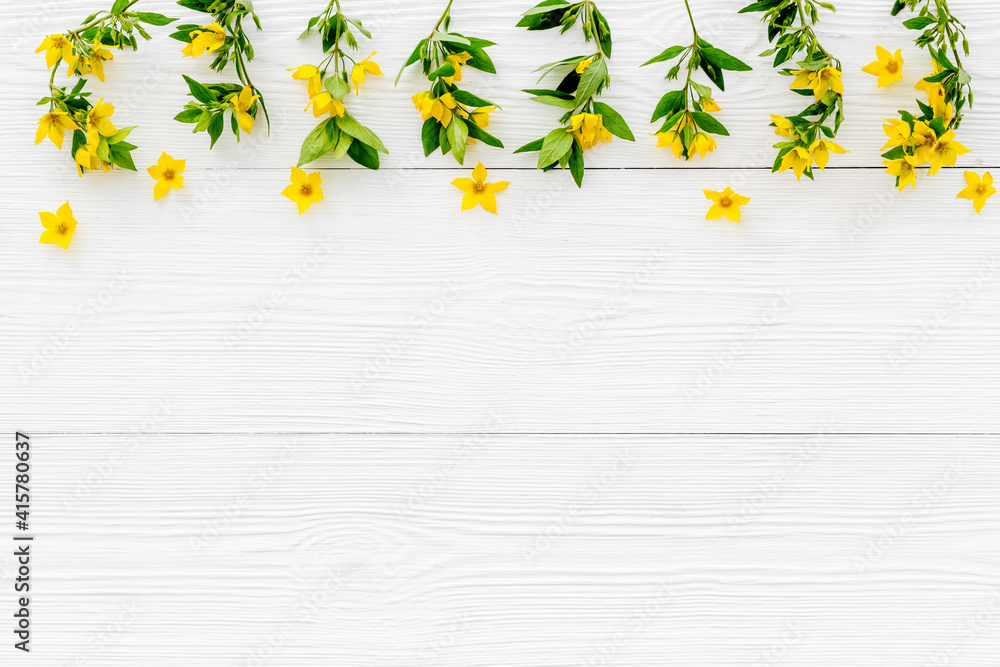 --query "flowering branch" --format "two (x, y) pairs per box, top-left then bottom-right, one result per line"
(643, 0), (751, 160)
(514, 0), (634, 188)
(35, 0), (178, 176)
(740, 0), (847, 180)
(171, 0), (268, 147)
(397, 0), (504, 165)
